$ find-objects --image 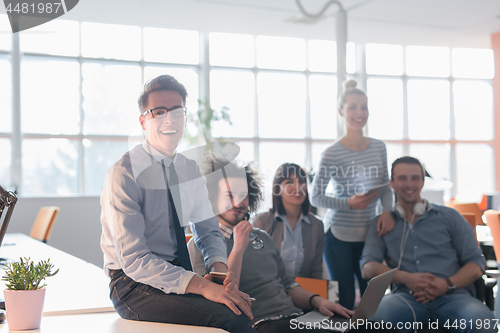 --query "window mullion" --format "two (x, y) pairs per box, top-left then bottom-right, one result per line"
(200, 32), (210, 102)
(77, 21), (85, 194)
(402, 46), (409, 156)
(253, 35), (259, 164)
(11, 31), (21, 194)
